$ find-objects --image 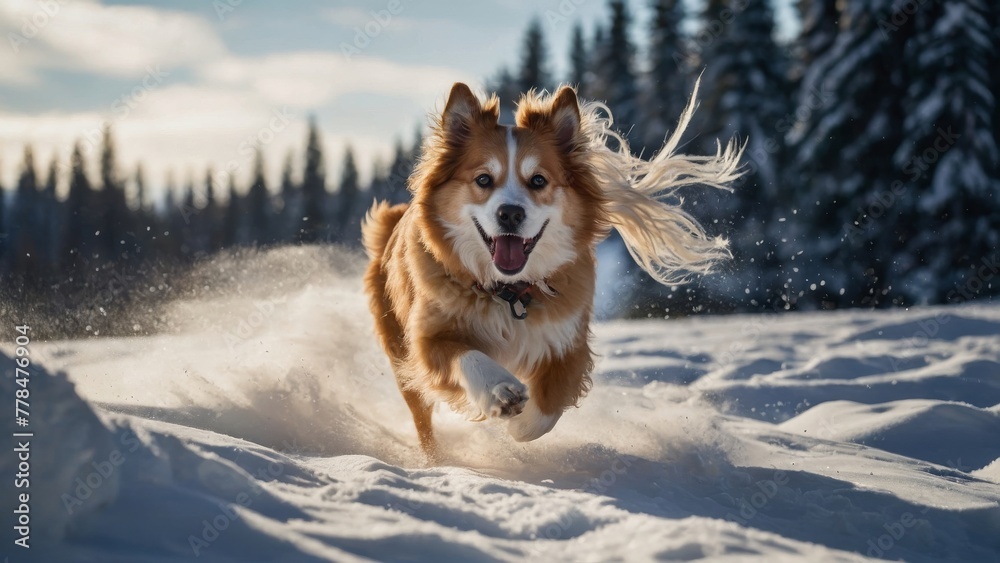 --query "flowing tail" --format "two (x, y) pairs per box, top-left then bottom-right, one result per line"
(582, 77), (745, 285)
